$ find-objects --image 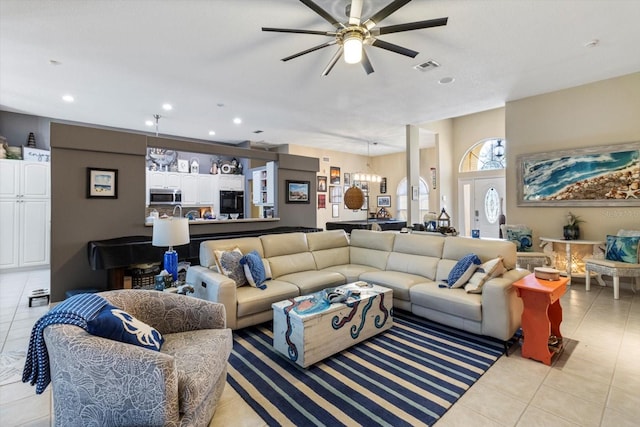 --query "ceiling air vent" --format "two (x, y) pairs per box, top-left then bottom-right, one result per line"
(414, 59), (440, 71)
